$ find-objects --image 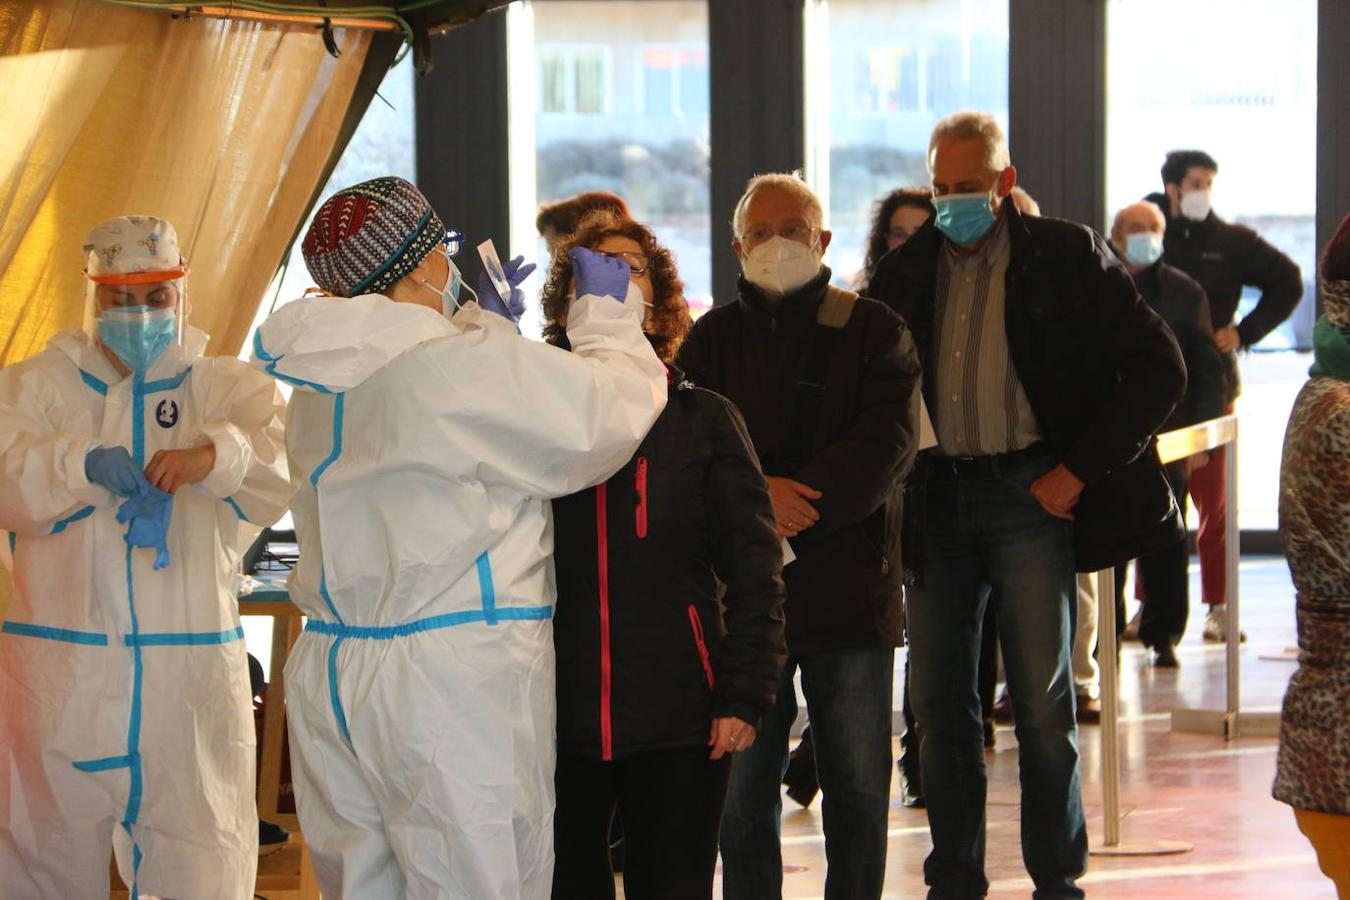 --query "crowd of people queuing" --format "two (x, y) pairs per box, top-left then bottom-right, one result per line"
(1, 107), (1344, 900)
